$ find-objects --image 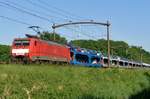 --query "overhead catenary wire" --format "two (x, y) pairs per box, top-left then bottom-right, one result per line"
(25, 0), (74, 21)
(80, 24), (107, 39)
(37, 0), (84, 20)
(0, 15), (48, 33)
(4, 0), (56, 23)
(62, 26), (97, 40)
(36, 0), (97, 23)
(53, 23), (105, 40)
(21, 0), (102, 40)
(0, 2), (95, 37)
(53, 21), (106, 40)
(0, 15), (31, 26)
(0, 0), (106, 41)
(8, 0), (69, 22)
(0, 1), (54, 24)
